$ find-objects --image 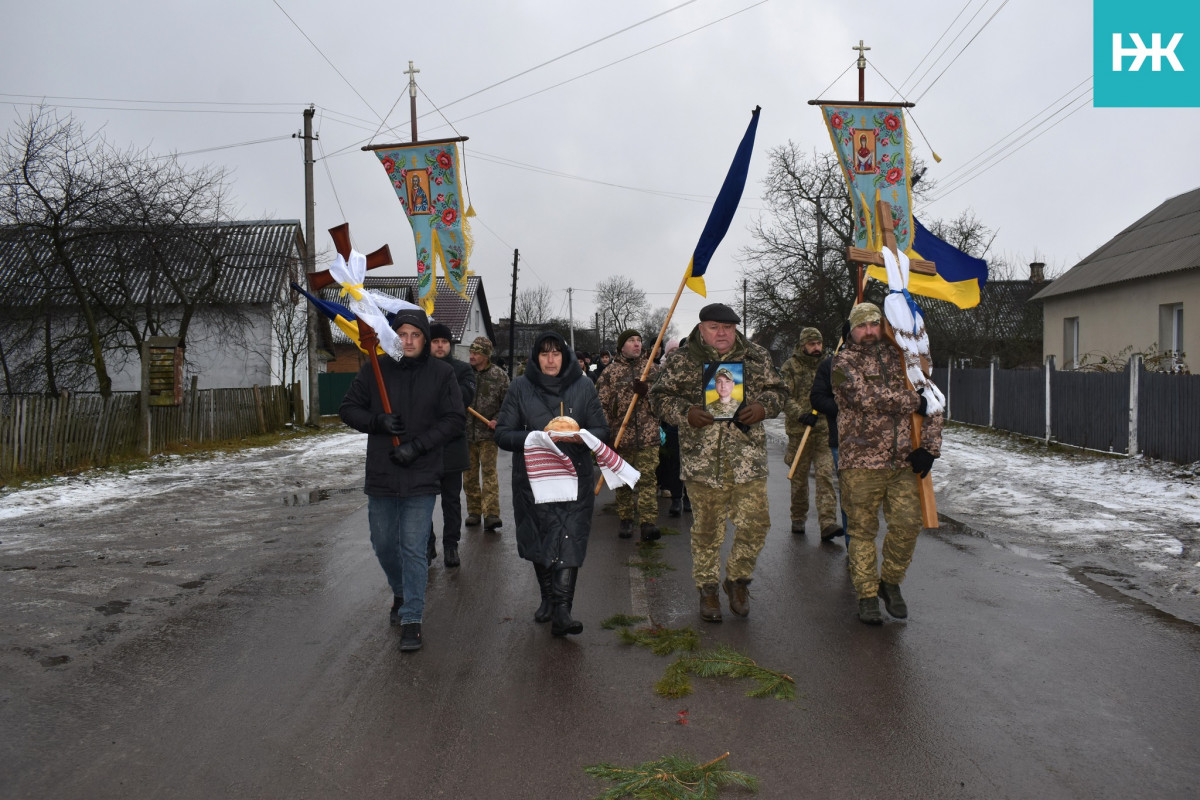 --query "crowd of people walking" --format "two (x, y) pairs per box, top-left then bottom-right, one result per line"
(340, 299), (943, 651)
